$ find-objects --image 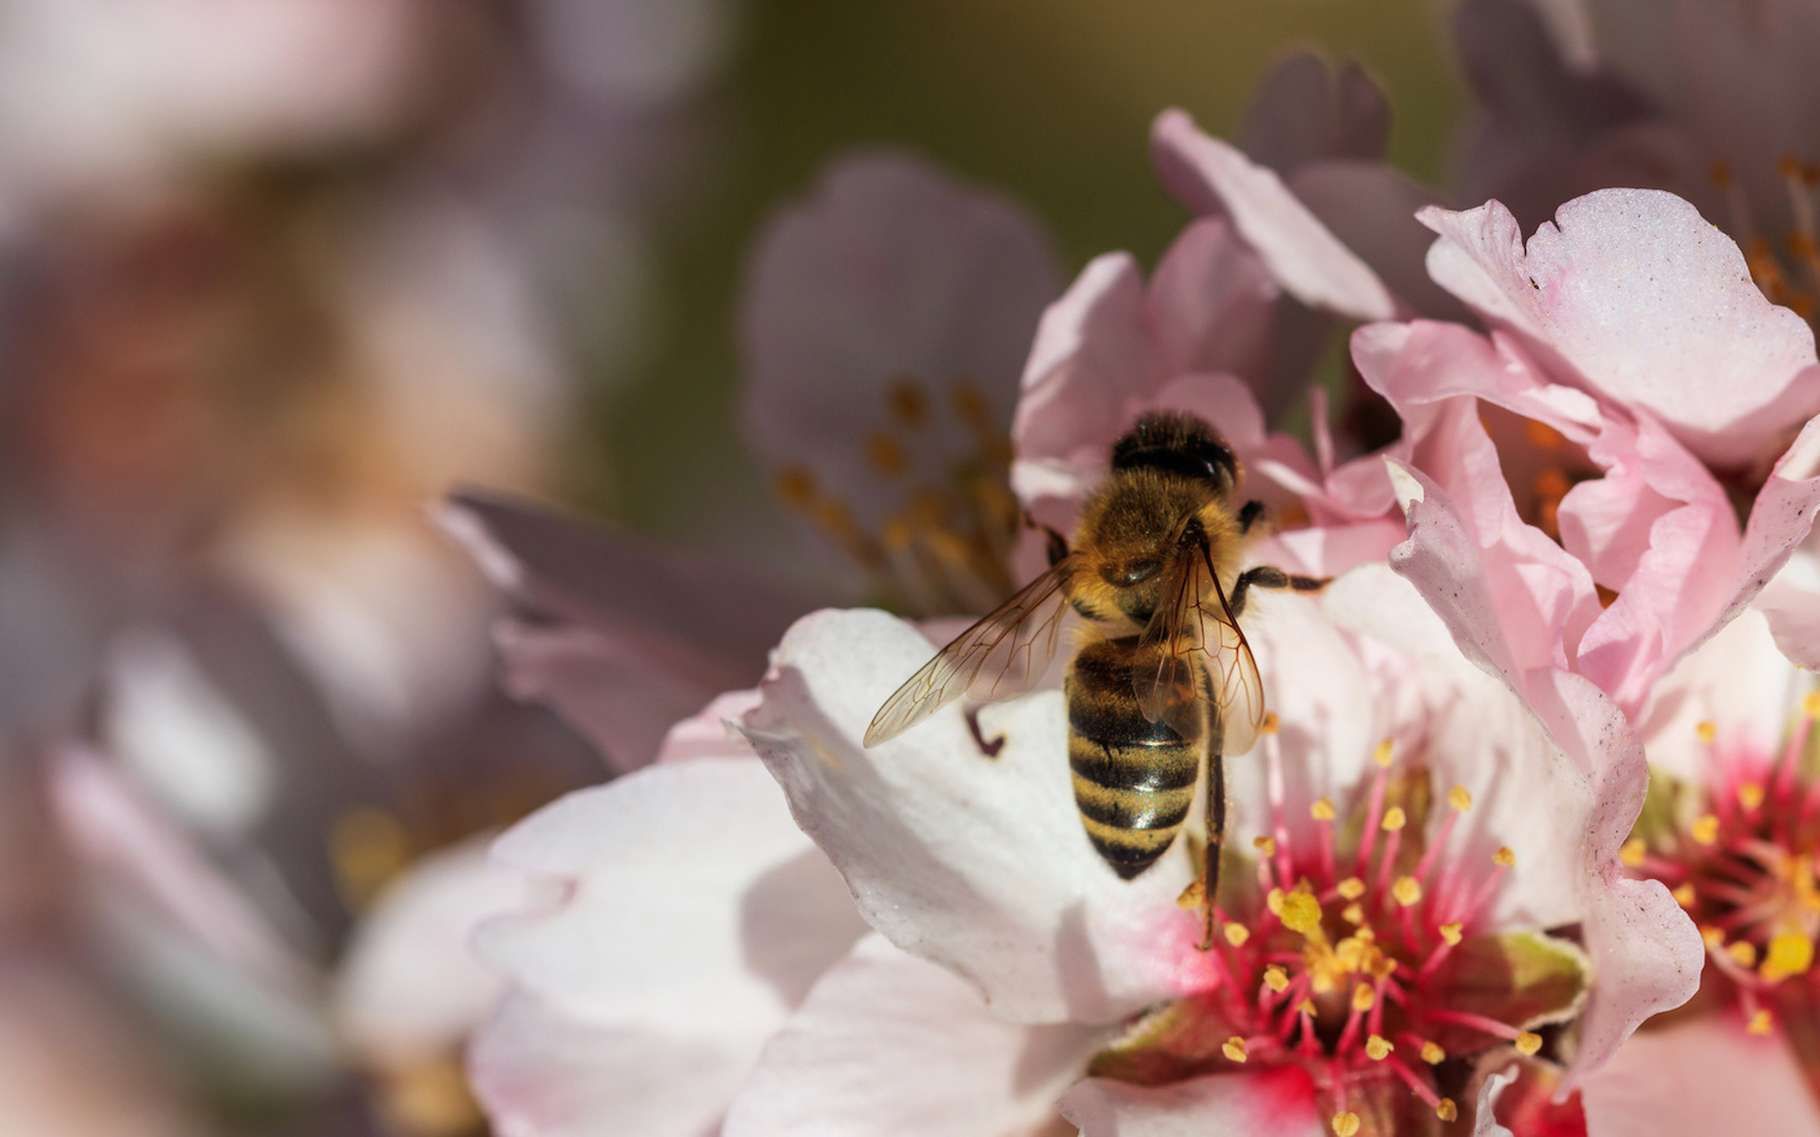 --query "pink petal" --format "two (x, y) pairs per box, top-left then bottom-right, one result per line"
(1289, 160), (1463, 321)
(742, 609), (1195, 1025)
(1236, 52), (1389, 173)
(494, 622), (713, 772)
(439, 490), (807, 673)
(471, 994), (731, 1137)
(1759, 546), (1820, 669)
(1151, 109), (1398, 322)
(1420, 190), (1820, 468)
(740, 152), (1062, 516)
(1060, 1071), (1325, 1137)
(1147, 218), (1280, 388)
(333, 836), (525, 1069)
(475, 757), (865, 1048)
(722, 935), (1100, 1137)
(1707, 417), (1820, 651)
(1579, 1017), (1820, 1136)
(656, 689), (762, 763)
